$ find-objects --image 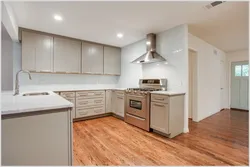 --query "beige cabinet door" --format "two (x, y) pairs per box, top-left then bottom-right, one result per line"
(22, 31), (53, 72)
(54, 37), (81, 73)
(104, 46), (121, 75)
(150, 102), (169, 134)
(111, 91), (116, 113)
(82, 42), (104, 74)
(105, 90), (112, 113)
(115, 94), (124, 117)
